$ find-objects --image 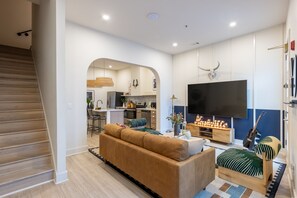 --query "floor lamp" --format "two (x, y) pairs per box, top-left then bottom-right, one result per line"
(170, 94), (178, 115)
